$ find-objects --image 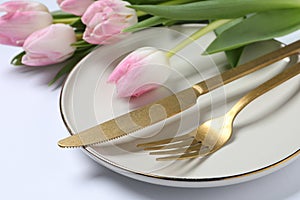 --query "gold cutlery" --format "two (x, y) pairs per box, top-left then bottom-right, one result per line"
(138, 62), (300, 161)
(58, 40), (300, 148)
